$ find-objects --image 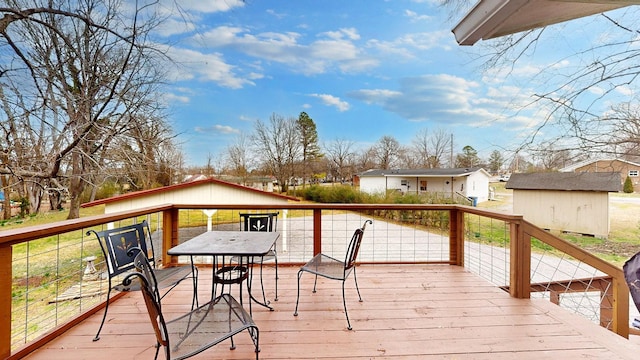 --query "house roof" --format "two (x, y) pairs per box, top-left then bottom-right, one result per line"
(505, 172), (621, 192)
(358, 167), (489, 178)
(81, 177), (298, 208)
(452, 0), (638, 46)
(560, 158), (640, 172)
